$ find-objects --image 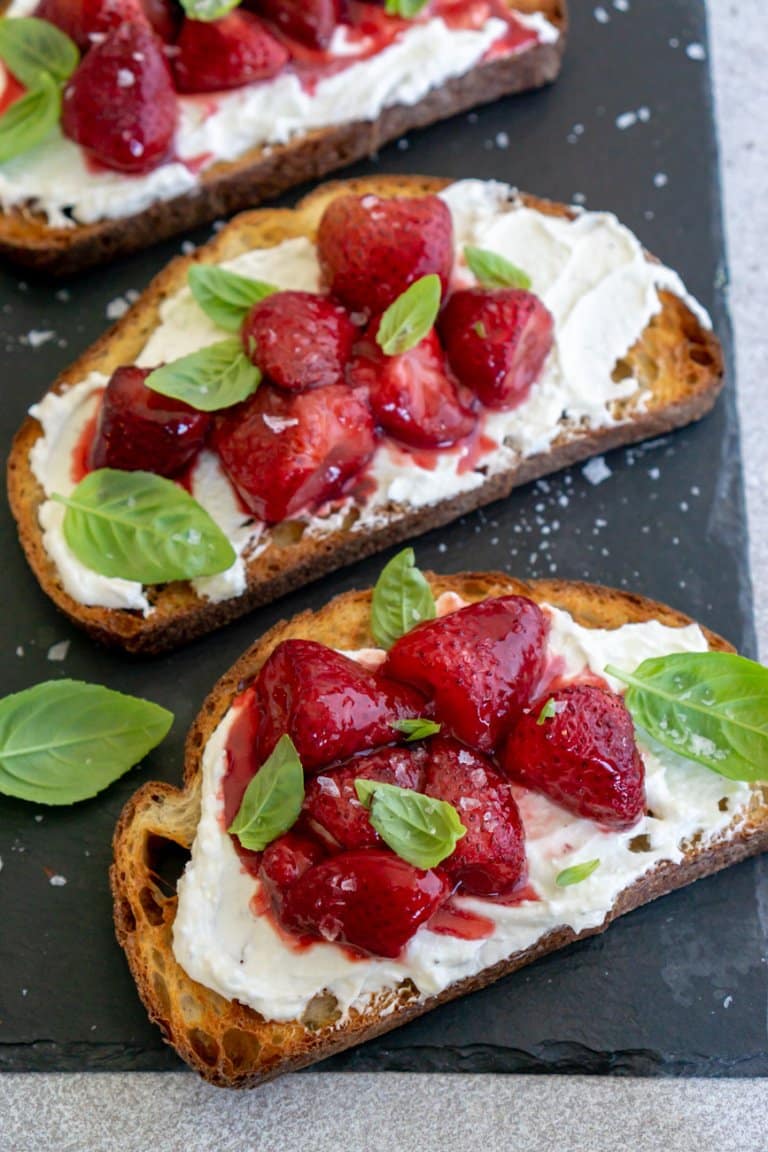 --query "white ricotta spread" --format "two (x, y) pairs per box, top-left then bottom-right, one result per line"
(0, 5), (548, 226)
(27, 181), (711, 613)
(171, 605), (753, 1022)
